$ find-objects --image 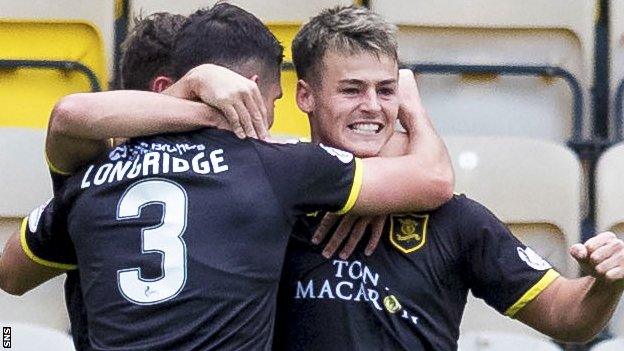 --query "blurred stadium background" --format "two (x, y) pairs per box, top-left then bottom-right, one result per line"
(1, 0), (624, 350)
